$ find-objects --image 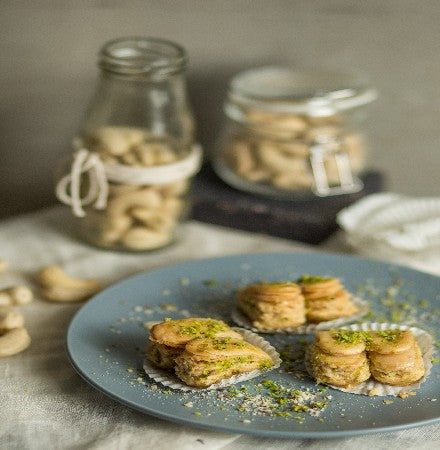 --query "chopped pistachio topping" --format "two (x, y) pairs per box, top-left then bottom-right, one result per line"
(331, 330), (371, 345)
(176, 319), (226, 337)
(297, 275), (331, 284)
(212, 337), (232, 350)
(377, 330), (402, 342)
(262, 281), (296, 286)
